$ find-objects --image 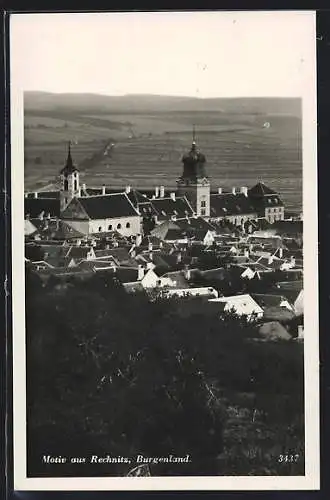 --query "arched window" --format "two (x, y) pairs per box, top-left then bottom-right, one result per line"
(108, 224), (112, 231)
(64, 179), (68, 191)
(126, 222), (130, 228)
(117, 223), (122, 230)
(74, 180), (77, 191)
(98, 226), (102, 232)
